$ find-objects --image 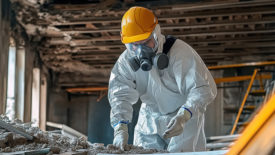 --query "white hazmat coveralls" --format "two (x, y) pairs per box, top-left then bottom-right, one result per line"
(108, 25), (217, 152)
